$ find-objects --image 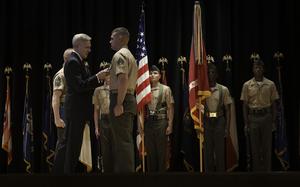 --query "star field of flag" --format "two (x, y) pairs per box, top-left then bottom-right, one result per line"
(136, 13), (147, 62)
